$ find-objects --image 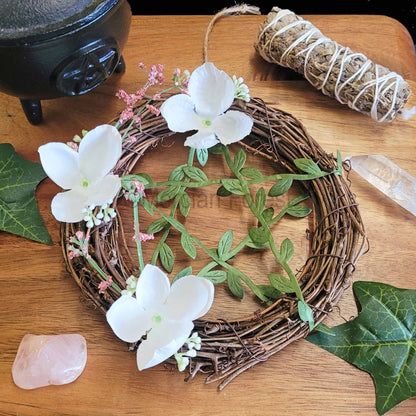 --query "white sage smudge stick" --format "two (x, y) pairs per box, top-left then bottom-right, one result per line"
(255, 7), (412, 122)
